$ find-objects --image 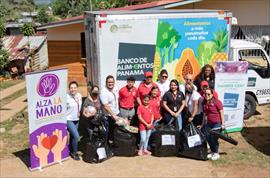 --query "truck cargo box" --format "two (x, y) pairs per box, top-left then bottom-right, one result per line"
(84, 10), (232, 87)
